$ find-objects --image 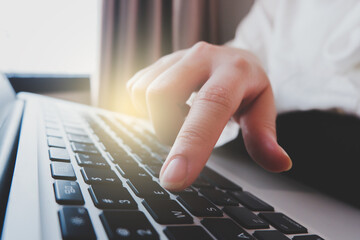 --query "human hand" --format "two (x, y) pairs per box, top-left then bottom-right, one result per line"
(127, 42), (292, 191)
